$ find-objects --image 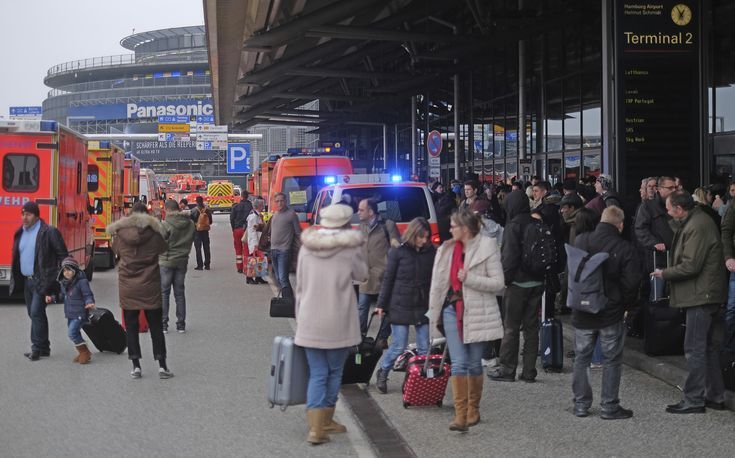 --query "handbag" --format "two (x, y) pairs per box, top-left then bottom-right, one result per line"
(270, 294), (295, 318)
(258, 219), (272, 252)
